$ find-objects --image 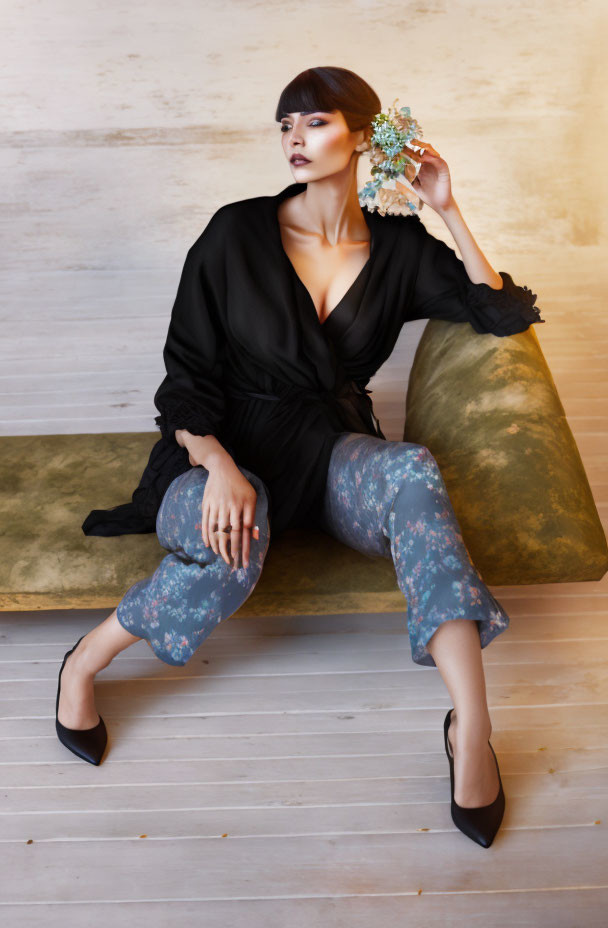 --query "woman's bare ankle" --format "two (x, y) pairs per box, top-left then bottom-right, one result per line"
(450, 708), (492, 746)
(69, 611), (141, 677)
(448, 709), (499, 807)
(68, 633), (106, 677)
